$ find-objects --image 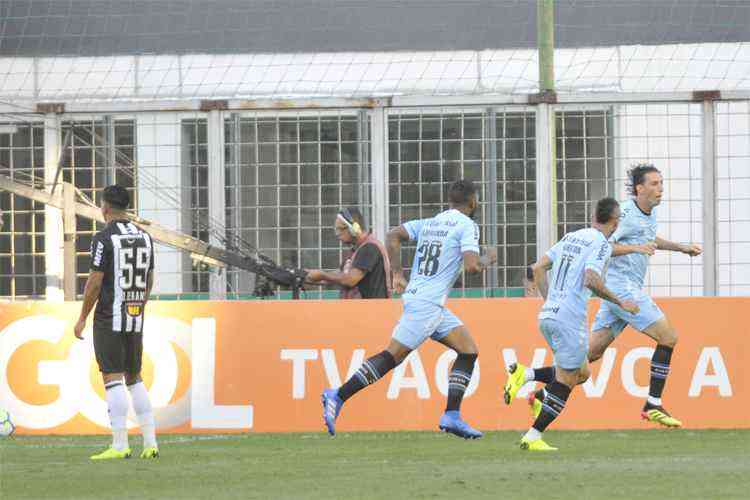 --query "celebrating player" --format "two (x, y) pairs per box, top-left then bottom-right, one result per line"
(507, 197), (638, 450)
(507, 165), (702, 429)
(73, 185), (159, 460)
(321, 180), (497, 439)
